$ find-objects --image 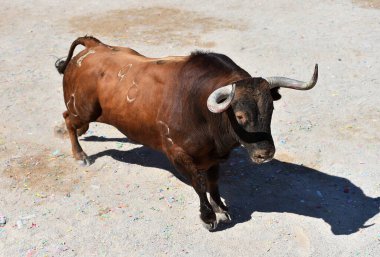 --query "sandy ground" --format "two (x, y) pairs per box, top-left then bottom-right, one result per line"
(1, 0), (380, 256)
